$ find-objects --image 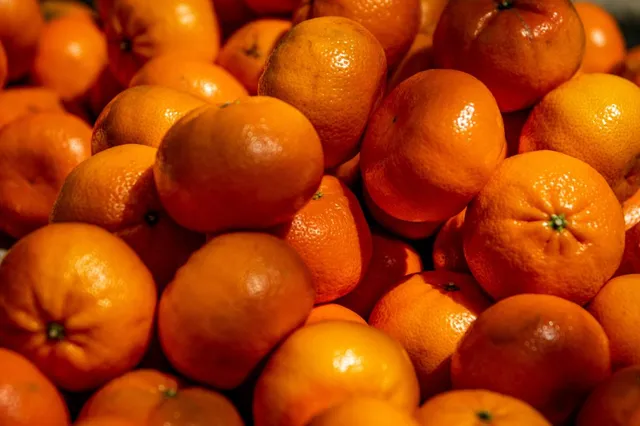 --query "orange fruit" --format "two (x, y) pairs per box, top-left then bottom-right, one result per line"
(419, 0), (448, 35)
(104, 0), (220, 86)
(327, 153), (361, 190)
(361, 69), (506, 223)
(78, 369), (244, 425)
(159, 232), (315, 389)
(0, 112), (92, 239)
(451, 294), (611, 424)
(575, 2), (626, 74)
(387, 33), (434, 93)
(259, 16), (387, 168)
(587, 275), (640, 370)
(362, 189), (442, 241)
(621, 46), (640, 86)
(32, 15), (107, 103)
(0, 42), (7, 88)
(91, 85), (205, 154)
(217, 19), (292, 95)
(74, 419), (139, 426)
(293, 0), (420, 68)
(273, 175), (373, 304)
(253, 321), (420, 426)
(432, 209), (468, 273)
(433, 0), (585, 112)
(0, 223), (156, 391)
(502, 108), (531, 158)
(0, 348), (70, 426)
(337, 233), (423, 320)
(41, 0), (97, 22)
(88, 67), (124, 120)
(244, 0), (297, 15)
(464, 150), (625, 305)
(519, 73), (640, 202)
(129, 55), (248, 104)
(305, 304), (367, 326)
(0, 0), (43, 81)
(155, 97), (324, 234)
(307, 397), (420, 426)
(576, 365), (640, 426)
(51, 144), (205, 286)
(416, 390), (551, 426)
(0, 87), (65, 130)
(369, 271), (492, 399)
